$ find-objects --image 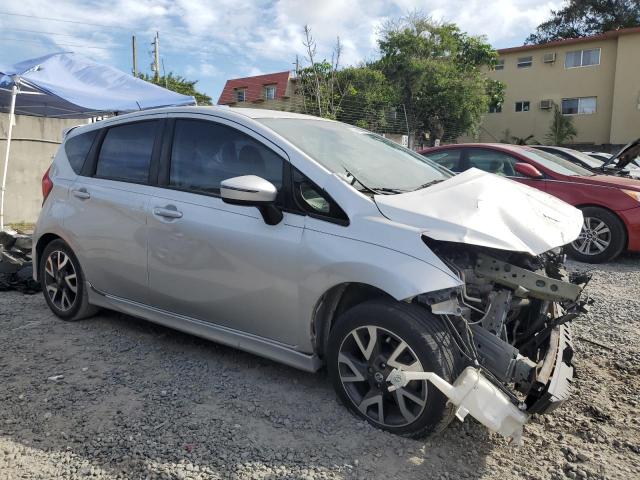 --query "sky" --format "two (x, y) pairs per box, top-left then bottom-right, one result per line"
(0, 0), (562, 102)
